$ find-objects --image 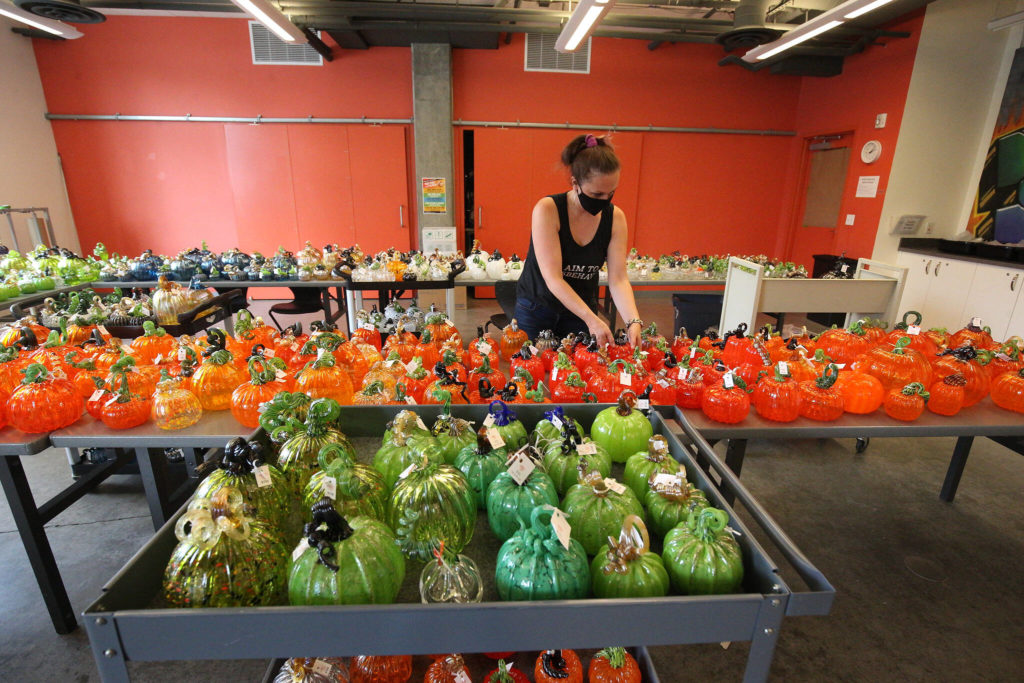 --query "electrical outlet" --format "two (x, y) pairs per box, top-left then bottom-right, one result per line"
(925, 221), (935, 235)
(845, 214), (856, 226)
(875, 113), (887, 128)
